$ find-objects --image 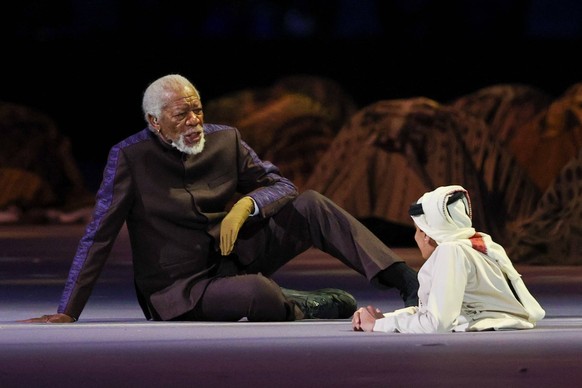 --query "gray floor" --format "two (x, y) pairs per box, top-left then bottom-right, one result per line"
(1, 224), (582, 387)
